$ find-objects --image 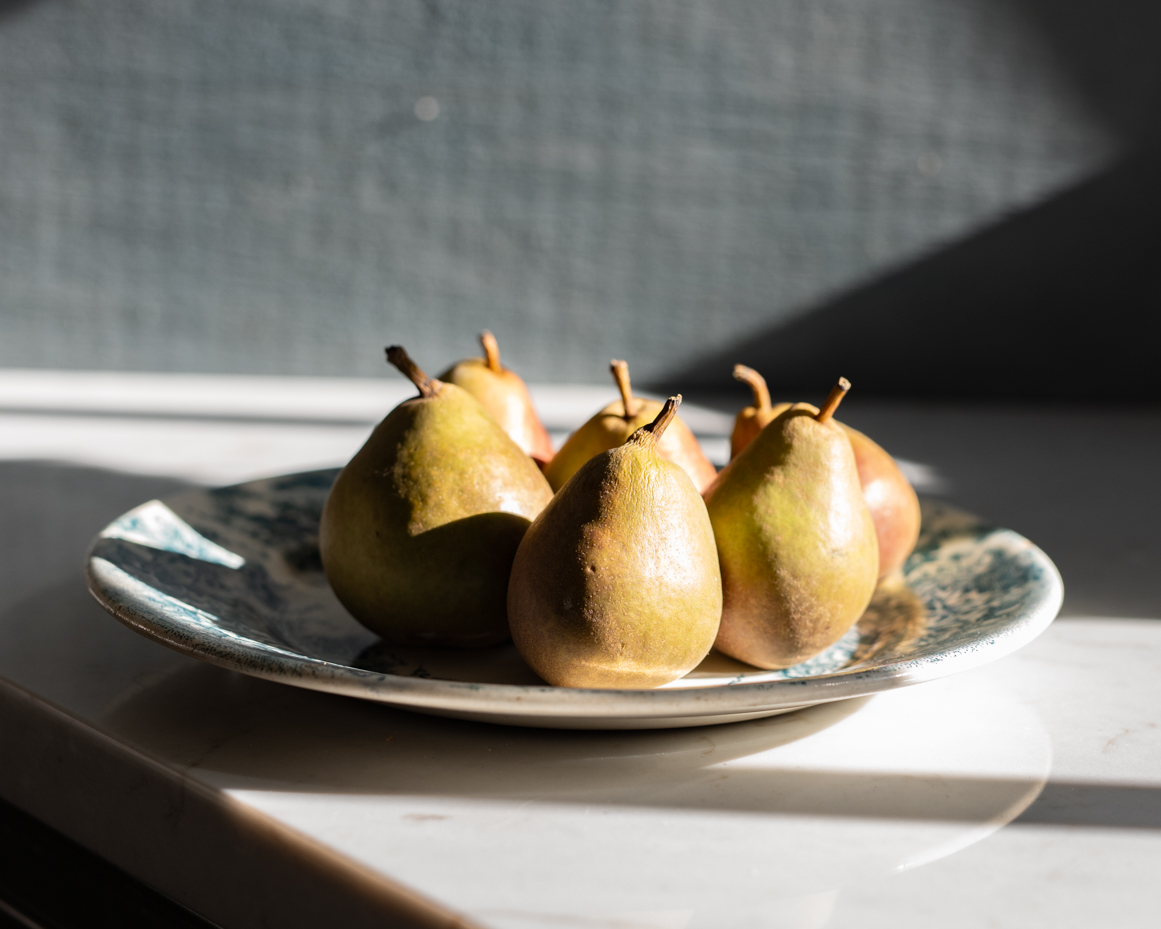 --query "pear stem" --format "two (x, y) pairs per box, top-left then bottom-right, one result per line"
(385, 346), (440, 399)
(630, 395), (681, 446)
(816, 377), (851, 423)
(480, 330), (502, 372)
(733, 364), (771, 413)
(610, 359), (639, 418)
